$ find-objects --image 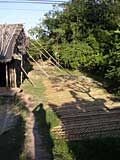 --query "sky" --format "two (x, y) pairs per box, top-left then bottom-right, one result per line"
(0, 0), (69, 32)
